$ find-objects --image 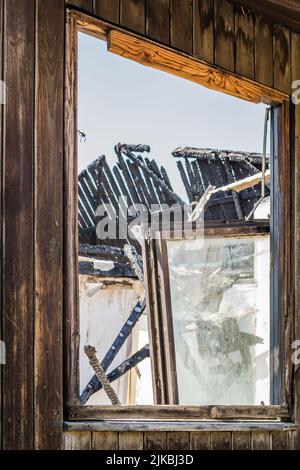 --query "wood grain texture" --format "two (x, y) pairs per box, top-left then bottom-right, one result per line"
(232, 432), (251, 450)
(144, 432), (167, 450)
(235, 4), (254, 79)
(288, 431), (295, 450)
(64, 432), (92, 450)
(35, 0), (64, 450)
(65, 420), (296, 433)
(65, 11), (80, 411)
(271, 431), (289, 449)
(167, 432), (190, 450)
(292, 31), (300, 451)
(211, 432), (232, 450)
(2, 0), (35, 450)
(67, 0), (93, 12)
(234, 0), (300, 35)
(193, 0), (214, 63)
(170, 0), (193, 54)
(254, 16), (273, 87)
(107, 30), (287, 105)
(119, 432), (144, 450)
(92, 432), (119, 449)
(69, 403), (289, 420)
(214, 0), (235, 71)
(146, 0), (170, 44)
(251, 431), (270, 450)
(273, 24), (291, 93)
(94, 0), (120, 23)
(121, 0), (145, 34)
(190, 432), (211, 450)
